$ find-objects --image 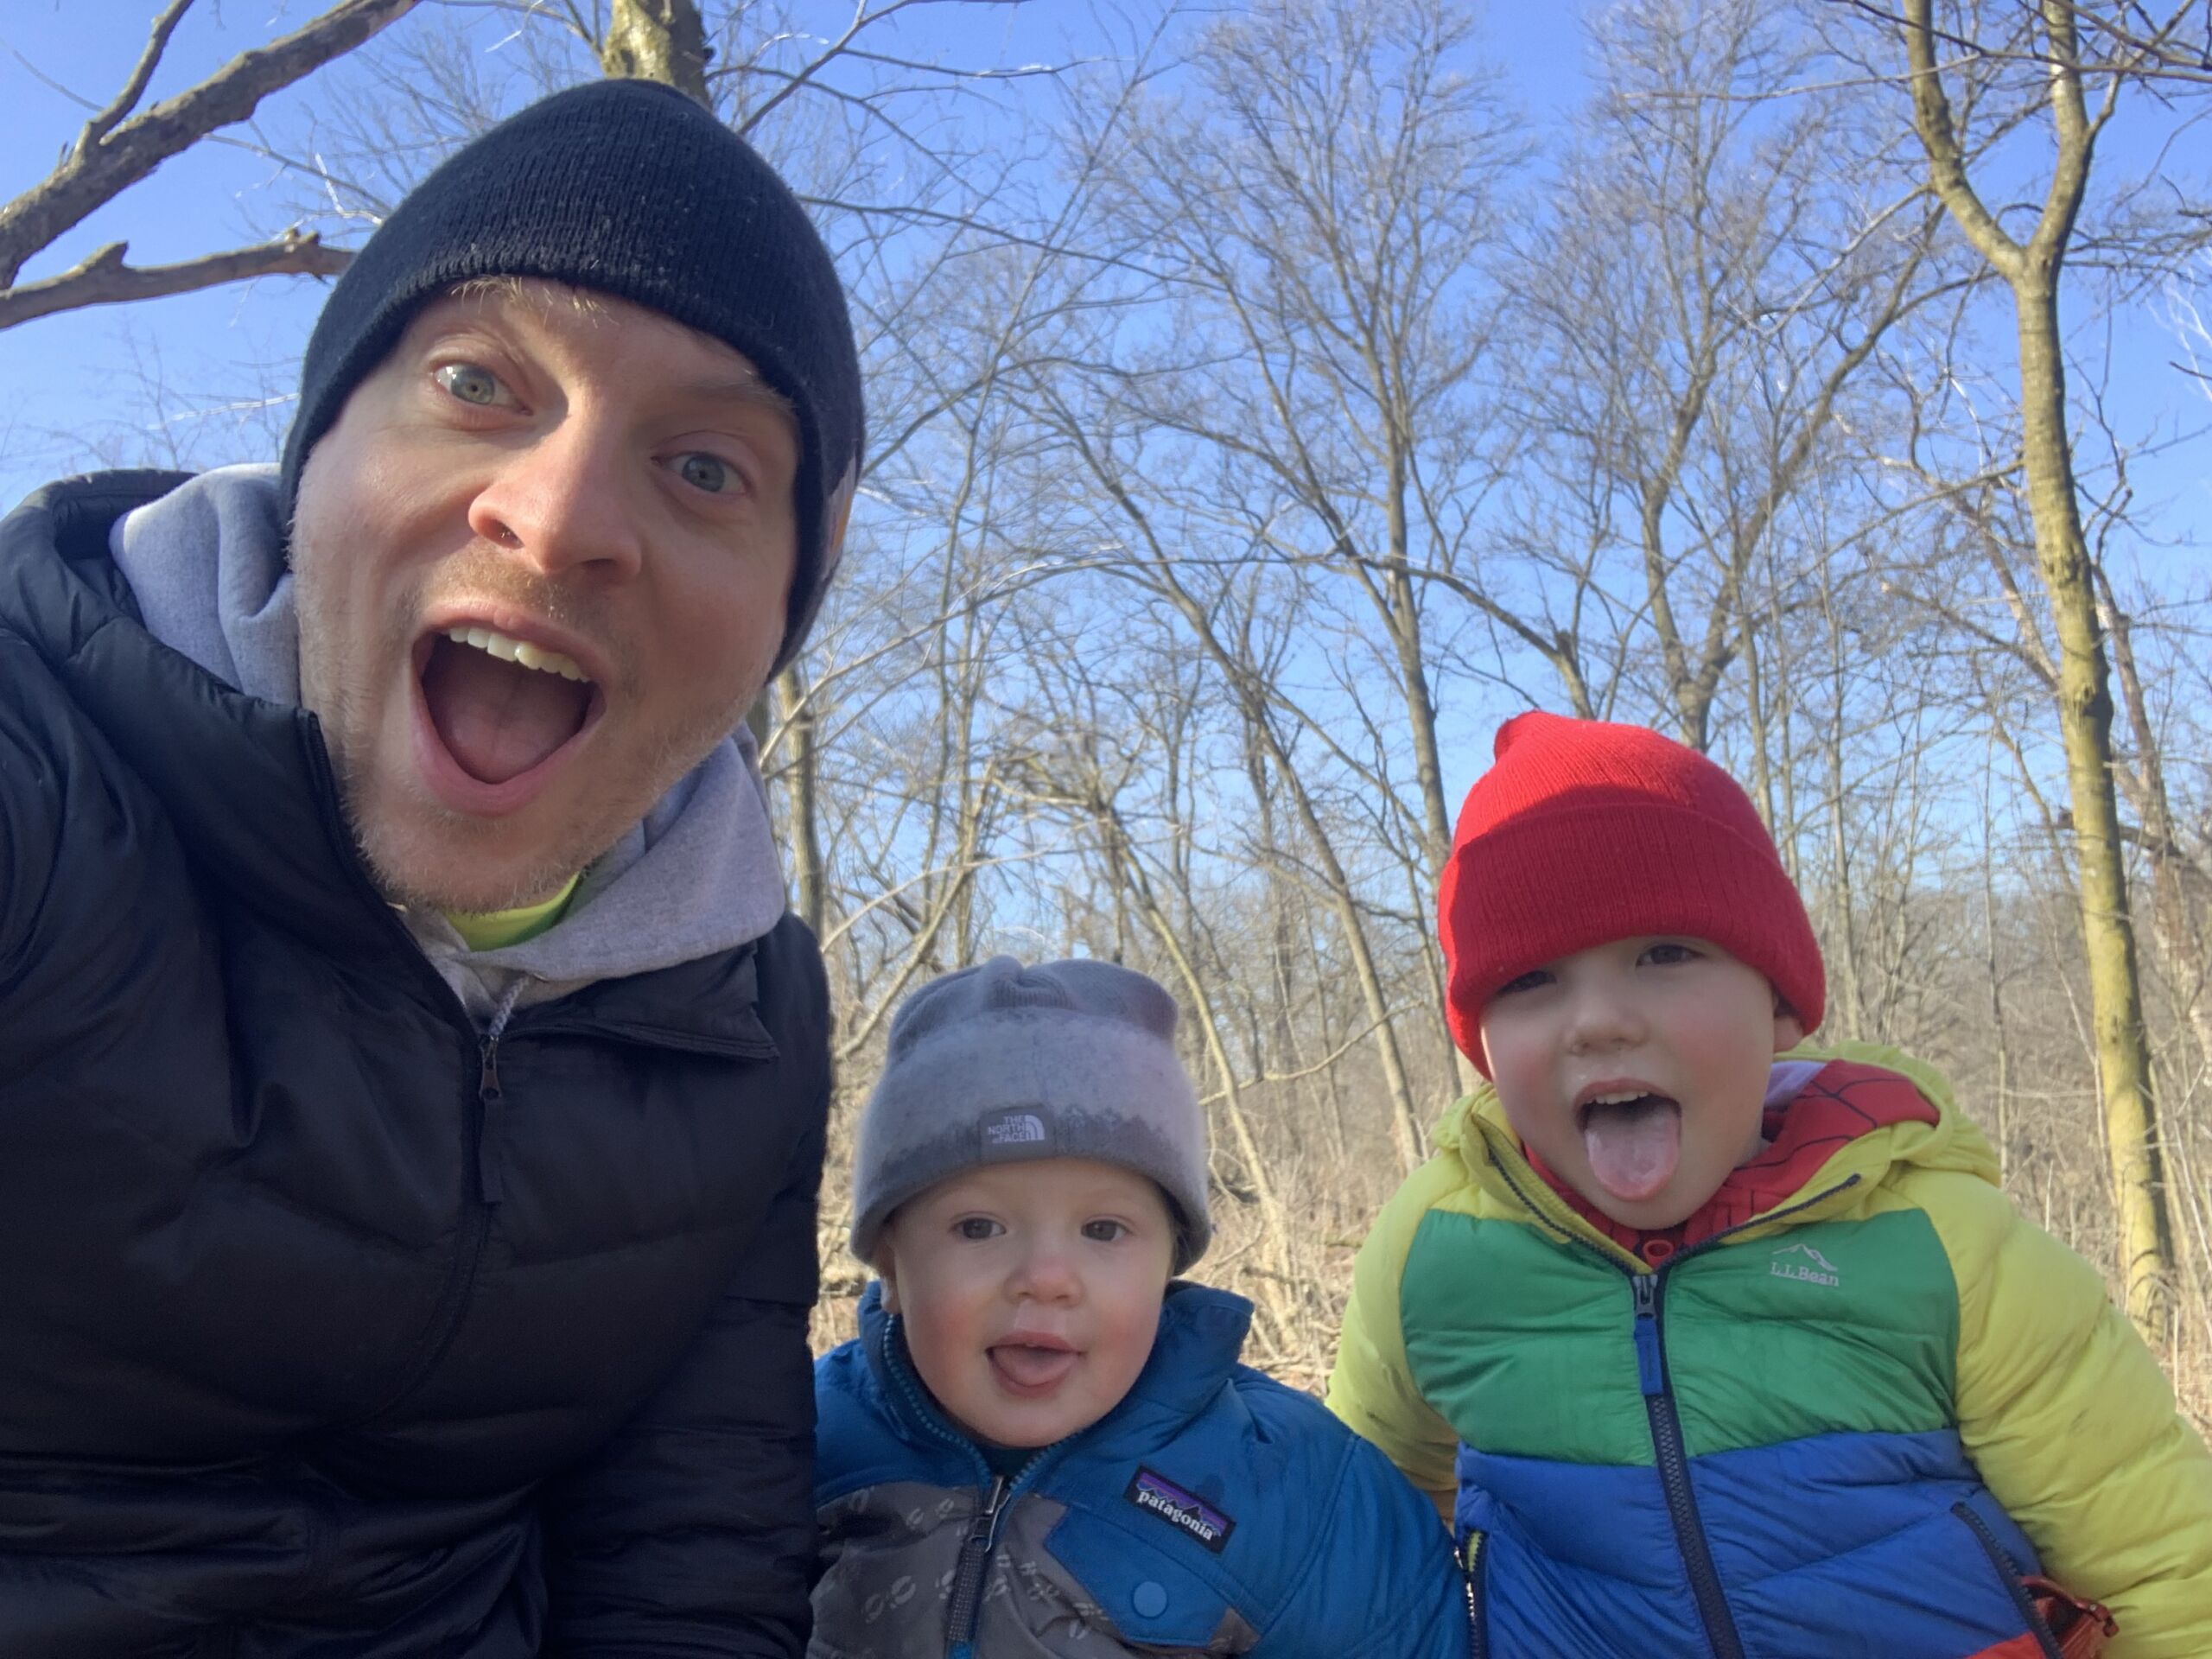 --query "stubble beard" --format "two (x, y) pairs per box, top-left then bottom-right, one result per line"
(291, 534), (757, 916)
